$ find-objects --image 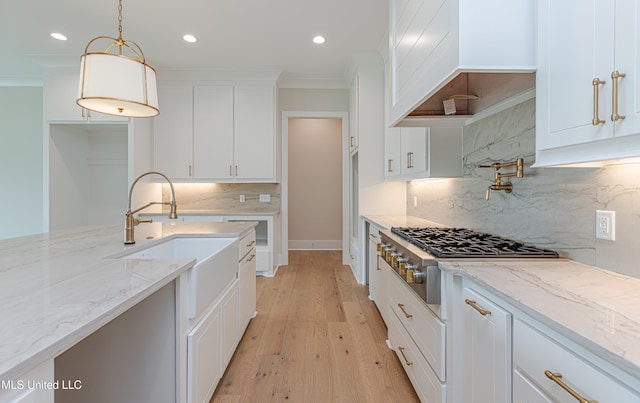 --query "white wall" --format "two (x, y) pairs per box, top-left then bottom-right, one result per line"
(0, 87), (43, 240)
(288, 118), (343, 249)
